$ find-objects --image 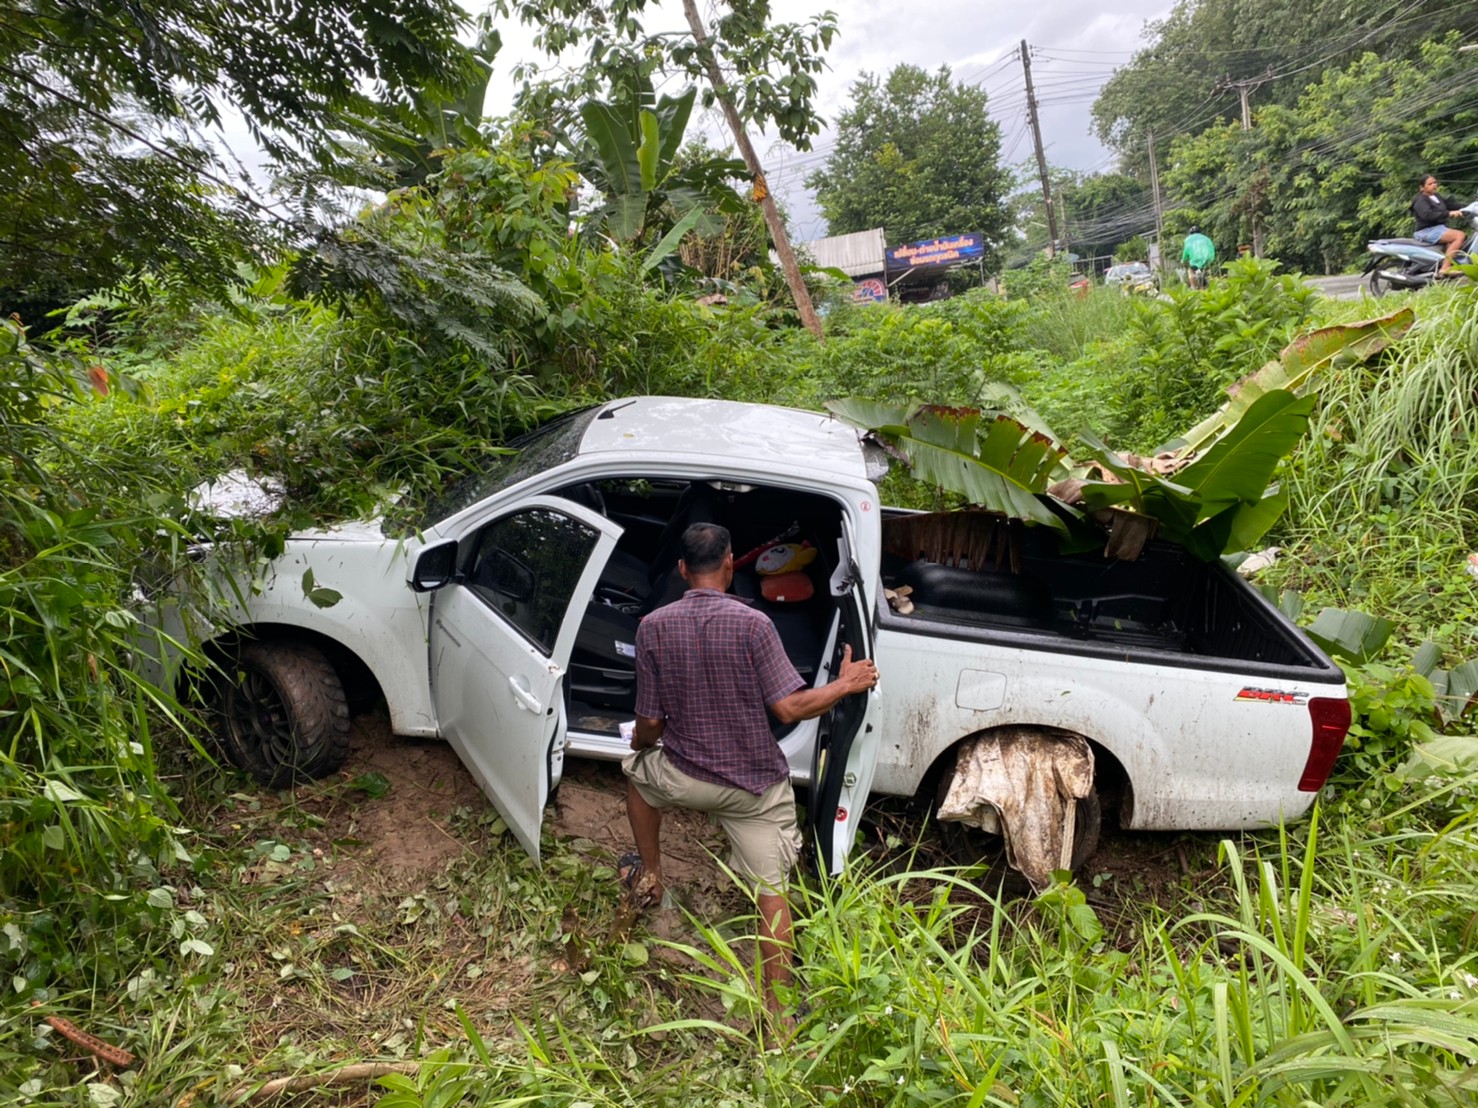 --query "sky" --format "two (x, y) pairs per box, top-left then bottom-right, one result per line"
(480, 0), (1176, 242)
